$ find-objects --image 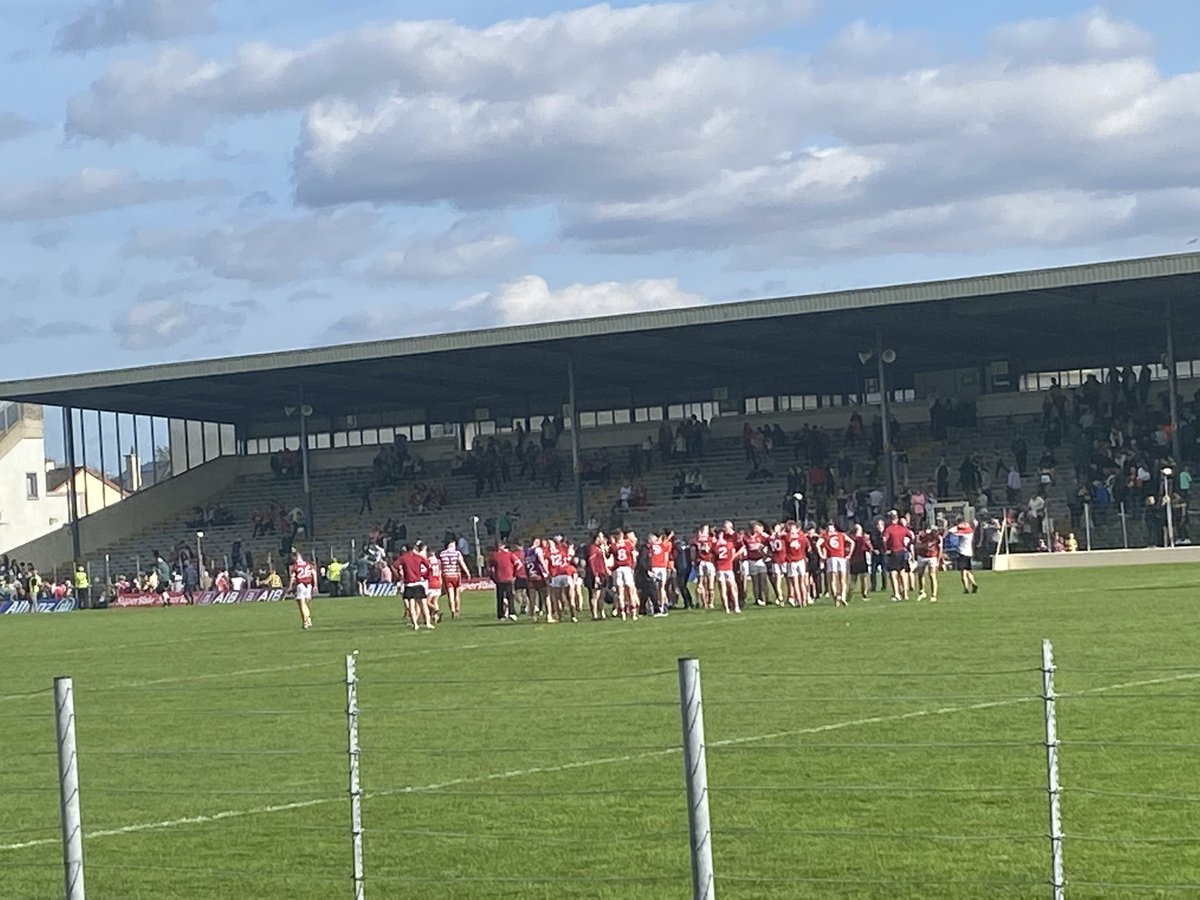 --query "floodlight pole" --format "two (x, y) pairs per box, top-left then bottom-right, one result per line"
(567, 354), (585, 527)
